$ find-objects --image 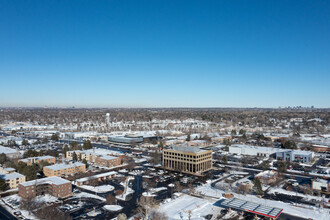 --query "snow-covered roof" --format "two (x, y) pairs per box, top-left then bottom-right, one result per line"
(99, 155), (118, 160)
(20, 176), (70, 186)
(76, 171), (117, 183)
(44, 162), (85, 171)
(171, 146), (207, 153)
(0, 172), (24, 180)
(3, 168), (15, 172)
(255, 170), (277, 179)
(0, 145), (19, 154)
(20, 155), (55, 163)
